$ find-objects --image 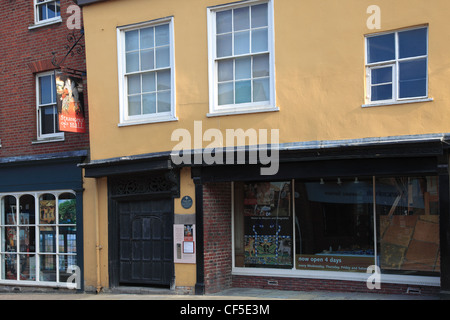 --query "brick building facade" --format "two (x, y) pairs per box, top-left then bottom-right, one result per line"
(0, 0), (88, 289)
